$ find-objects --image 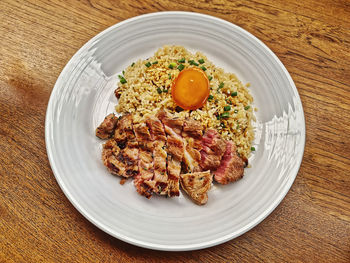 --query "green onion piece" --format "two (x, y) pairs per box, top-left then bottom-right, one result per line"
(218, 82), (224, 89)
(231, 91), (238, 97)
(178, 58), (185, 63)
(198, 59), (205, 64)
(208, 76), (213, 81)
(220, 122), (226, 128)
(168, 62), (177, 69)
(251, 146), (256, 151)
(145, 62), (152, 67)
(131, 62), (135, 67)
(208, 95), (214, 101)
(189, 60), (199, 66)
(200, 66), (207, 71)
(234, 109), (238, 113)
(220, 112), (230, 118)
(244, 105), (250, 110)
(122, 70), (125, 75)
(168, 73), (172, 80)
(163, 89), (168, 93)
(216, 115), (221, 120)
(236, 123), (240, 129)
(177, 64), (185, 71)
(157, 87), (162, 94)
(152, 61), (158, 64)
(224, 105), (231, 111)
(118, 75), (127, 84)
